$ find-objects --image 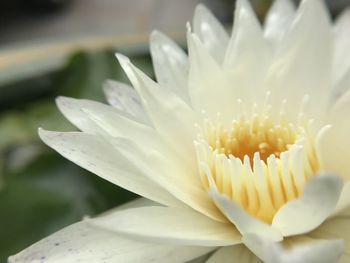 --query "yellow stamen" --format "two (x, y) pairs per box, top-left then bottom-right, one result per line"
(195, 108), (320, 224)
